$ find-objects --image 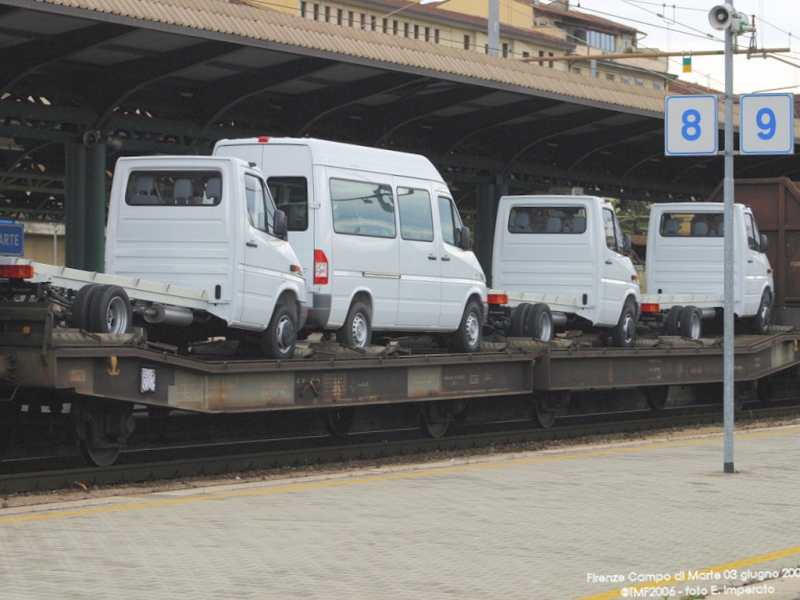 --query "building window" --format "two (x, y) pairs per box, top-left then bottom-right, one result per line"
(573, 67), (581, 75)
(587, 30), (616, 52)
(502, 43), (508, 57)
(404, 22), (409, 37)
(300, 1), (307, 17)
(360, 13), (366, 28)
(522, 51), (529, 58)
(635, 78), (644, 87)
(324, 6), (330, 22)
(336, 8), (342, 25)
(606, 73), (615, 81)
(348, 11), (353, 26)
(548, 52), (554, 68)
(653, 81), (663, 91)
(312, 4), (319, 20)
(434, 29), (440, 44)
(414, 24), (419, 39)
(621, 75), (630, 84)
(464, 35), (470, 50)
(425, 26), (430, 42)
(371, 15), (376, 31)
(382, 18), (388, 33)
(393, 20), (398, 35)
